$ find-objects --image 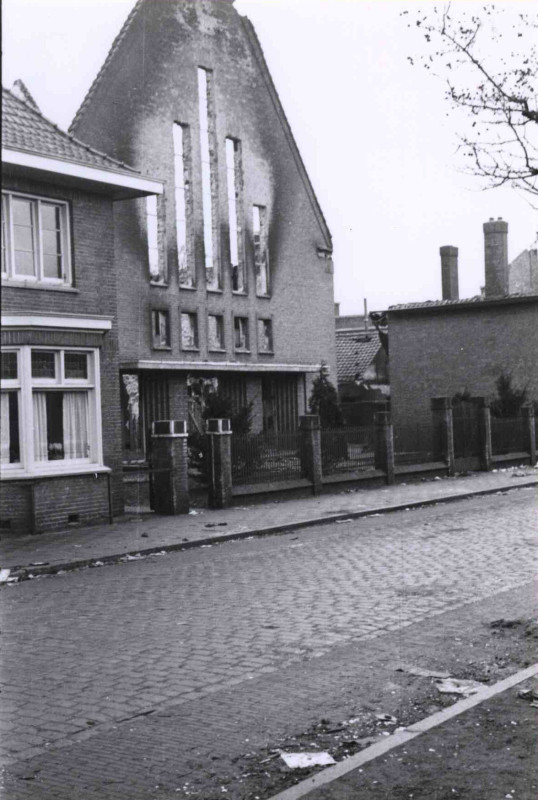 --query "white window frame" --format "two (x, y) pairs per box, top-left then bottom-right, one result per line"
(0, 346), (104, 478)
(1, 191), (72, 286)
